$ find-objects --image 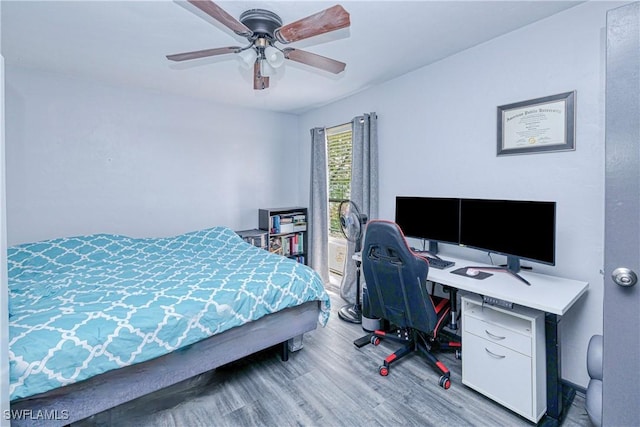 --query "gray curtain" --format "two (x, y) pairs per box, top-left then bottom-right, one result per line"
(309, 127), (329, 284)
(340, 113), (379, 303)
